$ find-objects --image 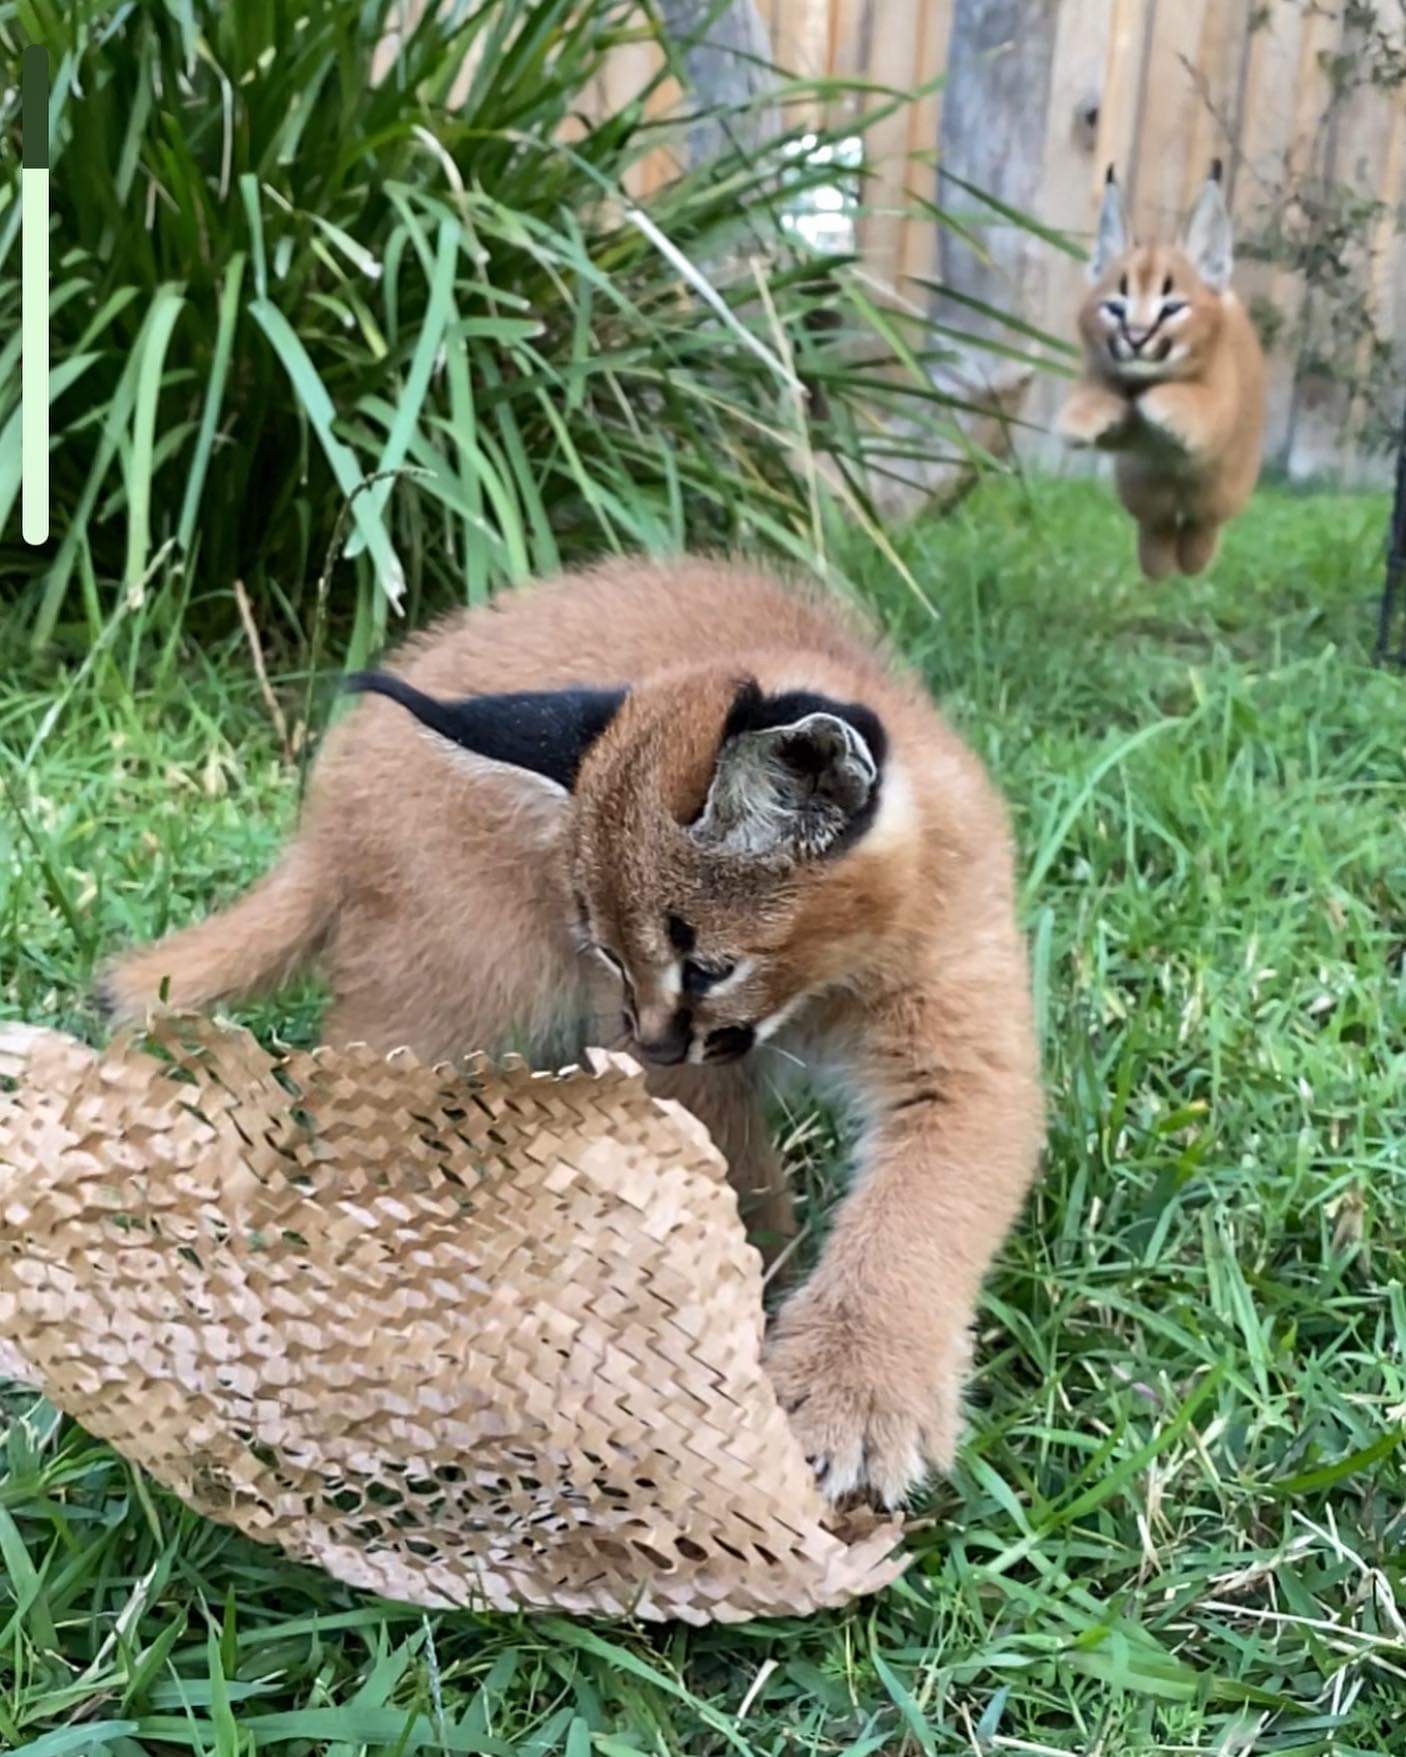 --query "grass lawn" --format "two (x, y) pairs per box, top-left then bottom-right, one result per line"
(2, 476), (1403, 1754)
